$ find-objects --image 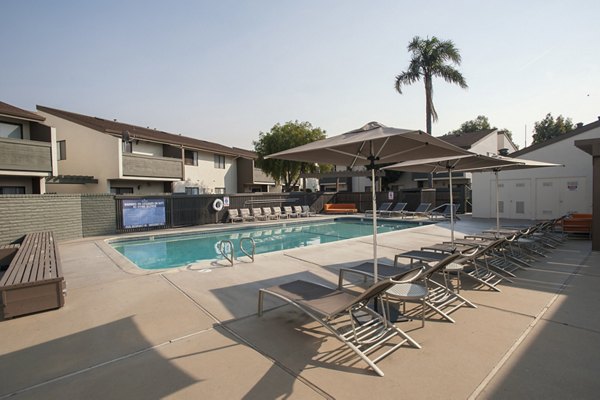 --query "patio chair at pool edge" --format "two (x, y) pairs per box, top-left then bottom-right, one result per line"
(284, 206), (299, 218)
(380, 202), (408, 217)
(301, 205), (316, 217)
(400, 203), (431, 218)
(272, 206), (284, 219)
(427, 203), (461, 220)
(239, 208), (255, 222)
(258, 270), (424, 377)
(262, 207), (279, 220)
(365, 202), (392, 216)
(227, 209), (243, 223)
(252, 208), (268, 221)
(338, 252), (468, 324)
(294, 205), (307, 217)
